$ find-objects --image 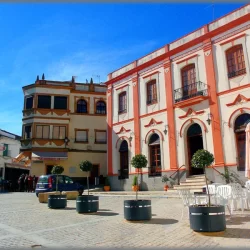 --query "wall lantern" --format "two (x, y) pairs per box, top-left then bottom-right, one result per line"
(129, 132), (134, 142)
(206, 113), (213, 125)
(163, 125), (168, 135)
(64, 137), (70, 146)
